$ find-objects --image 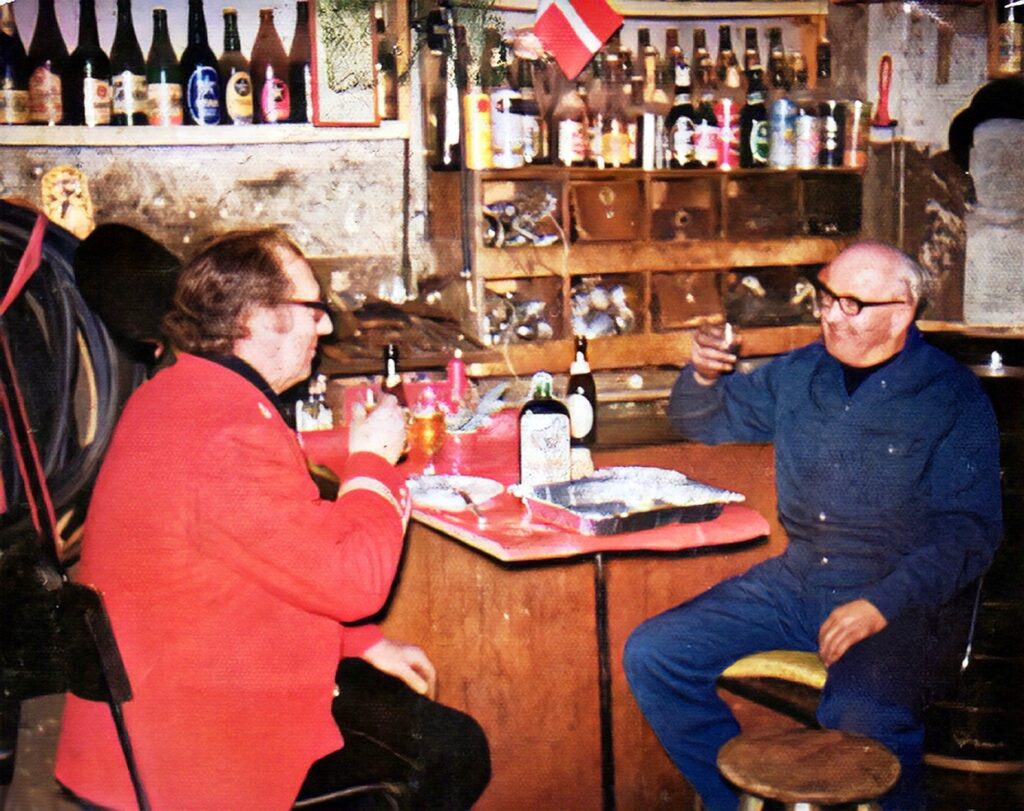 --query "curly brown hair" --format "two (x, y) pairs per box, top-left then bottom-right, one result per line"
(162, 229), (304, 356)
